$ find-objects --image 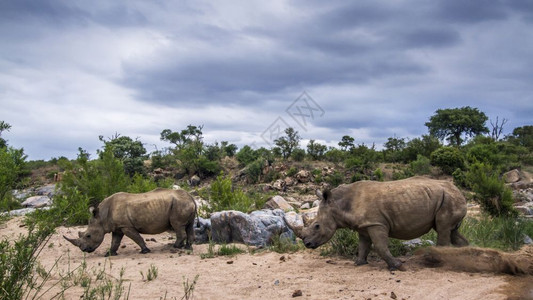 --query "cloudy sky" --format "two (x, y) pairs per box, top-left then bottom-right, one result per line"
(1, 0), (532, 160)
